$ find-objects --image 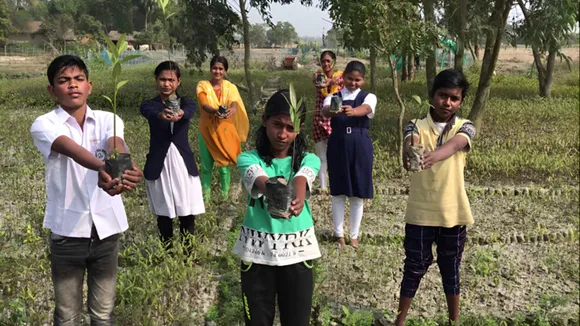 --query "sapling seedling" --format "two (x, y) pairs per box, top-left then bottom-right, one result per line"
(166, 93), (180, 115)
(218, 104), (228, 118)
(407, 95), (427, 172)
(316, 72), (326, 86)
(101, 33), (143, 180)
(265, 83), (306, 218)
(166, 93), (181, 133)
(330, 94), (342, 112)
